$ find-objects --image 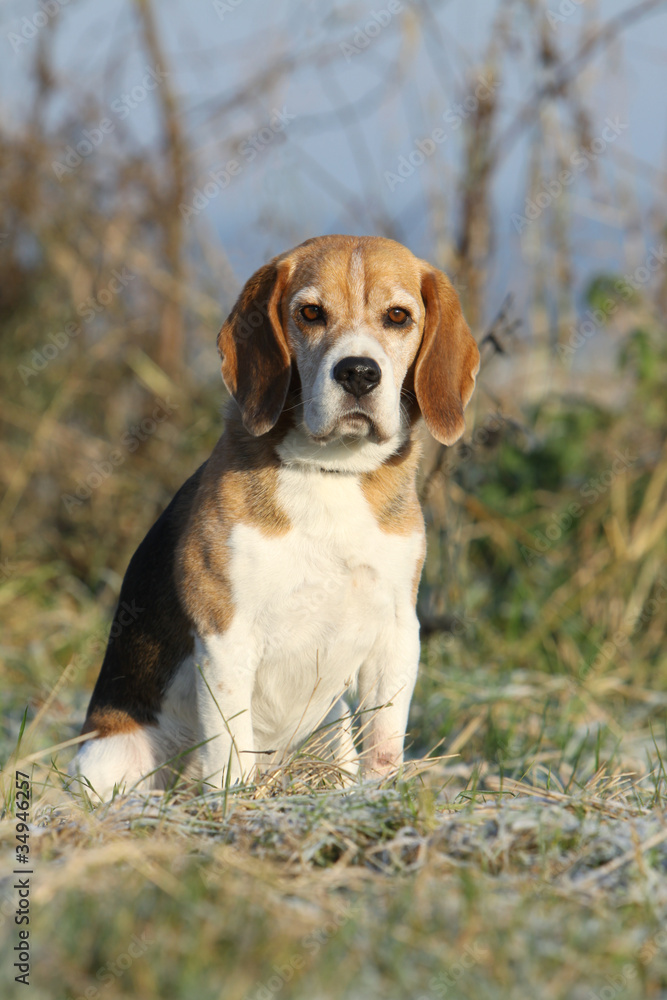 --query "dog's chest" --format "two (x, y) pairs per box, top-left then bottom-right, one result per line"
(227, 468), (421, 666)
